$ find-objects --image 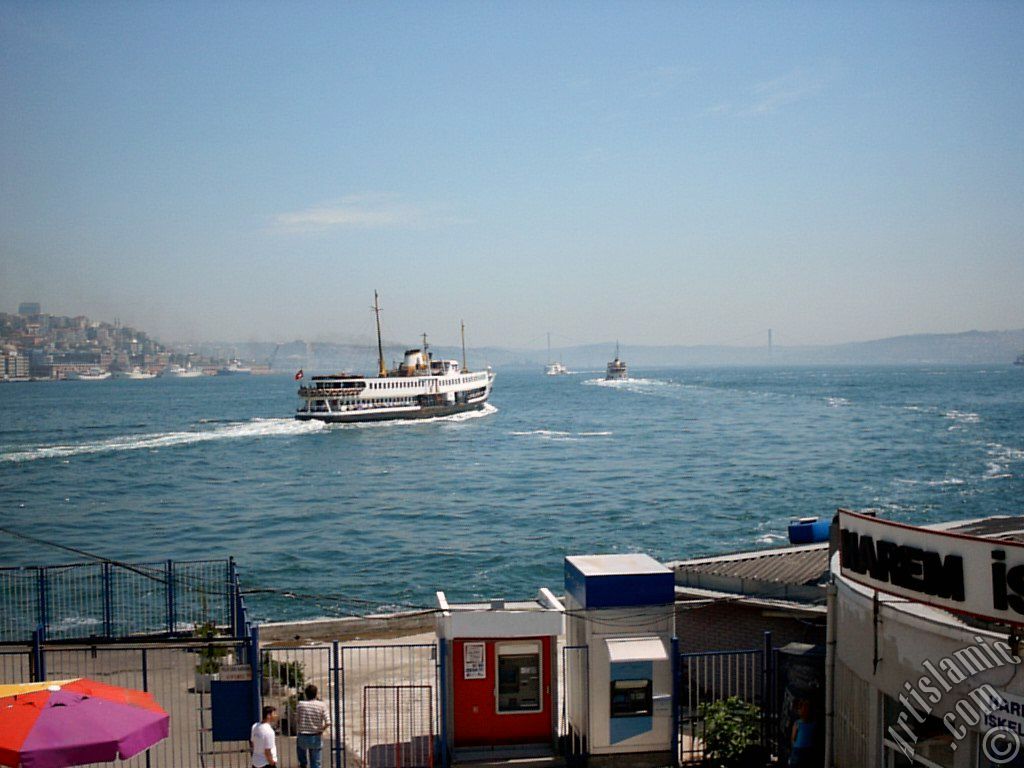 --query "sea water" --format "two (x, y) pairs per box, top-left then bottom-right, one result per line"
(1, 366), (1021, 621)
